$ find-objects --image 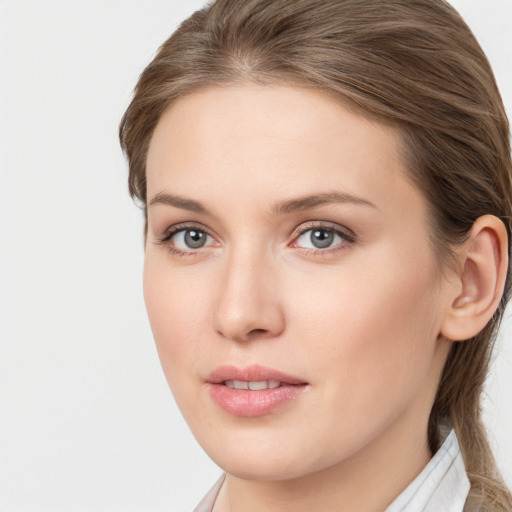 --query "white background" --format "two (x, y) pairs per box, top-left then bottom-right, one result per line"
(0, 1), (511, 510)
